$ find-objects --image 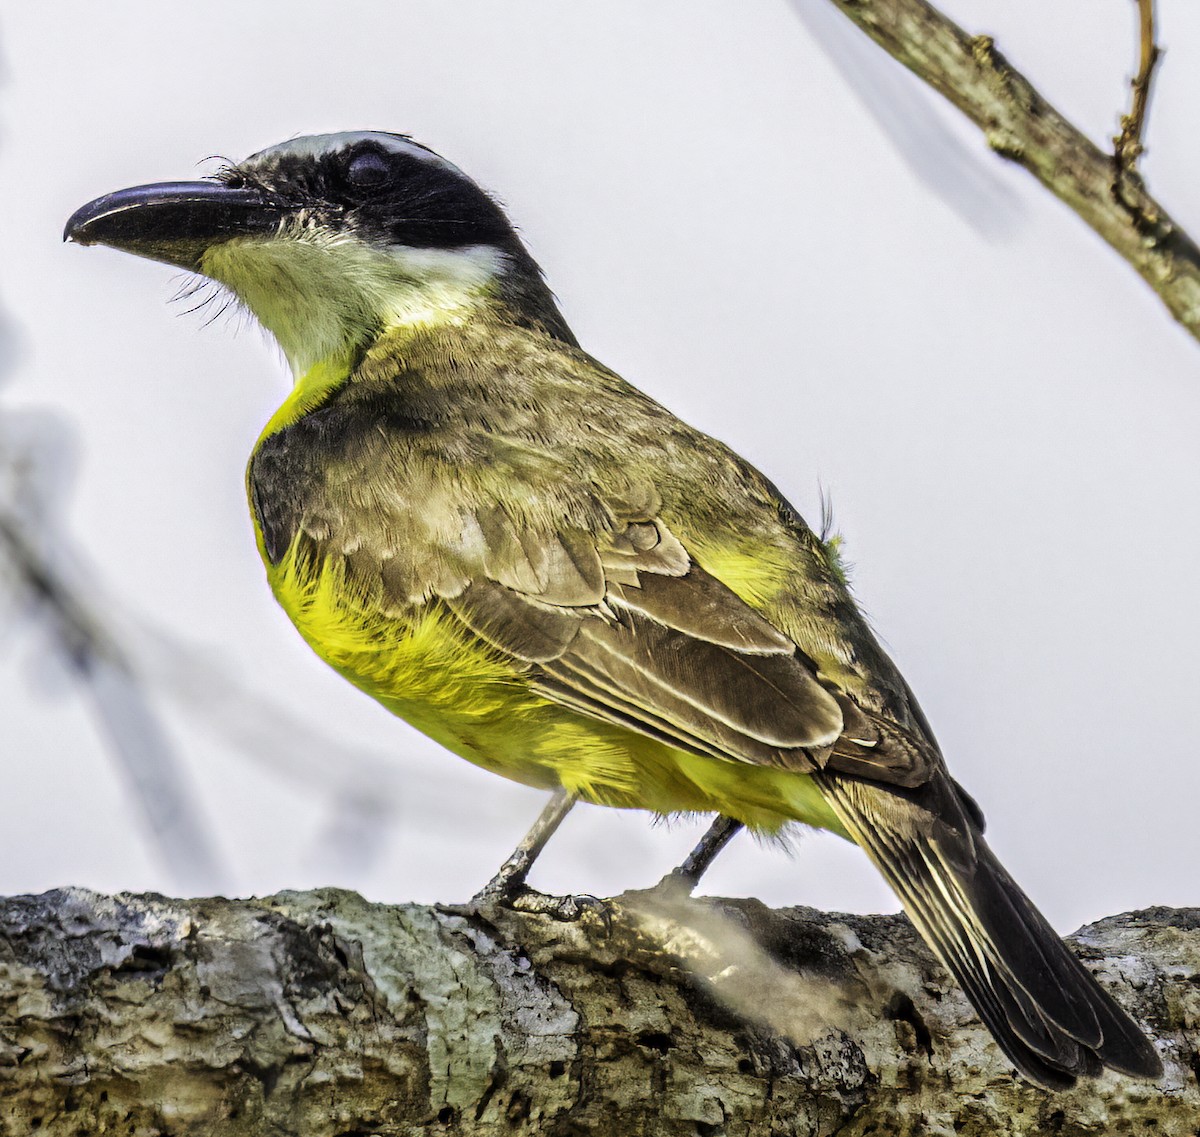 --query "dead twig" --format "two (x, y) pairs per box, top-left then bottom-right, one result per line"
(1113, 0), (1162, 172)
(823, 0), (1200, 347)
